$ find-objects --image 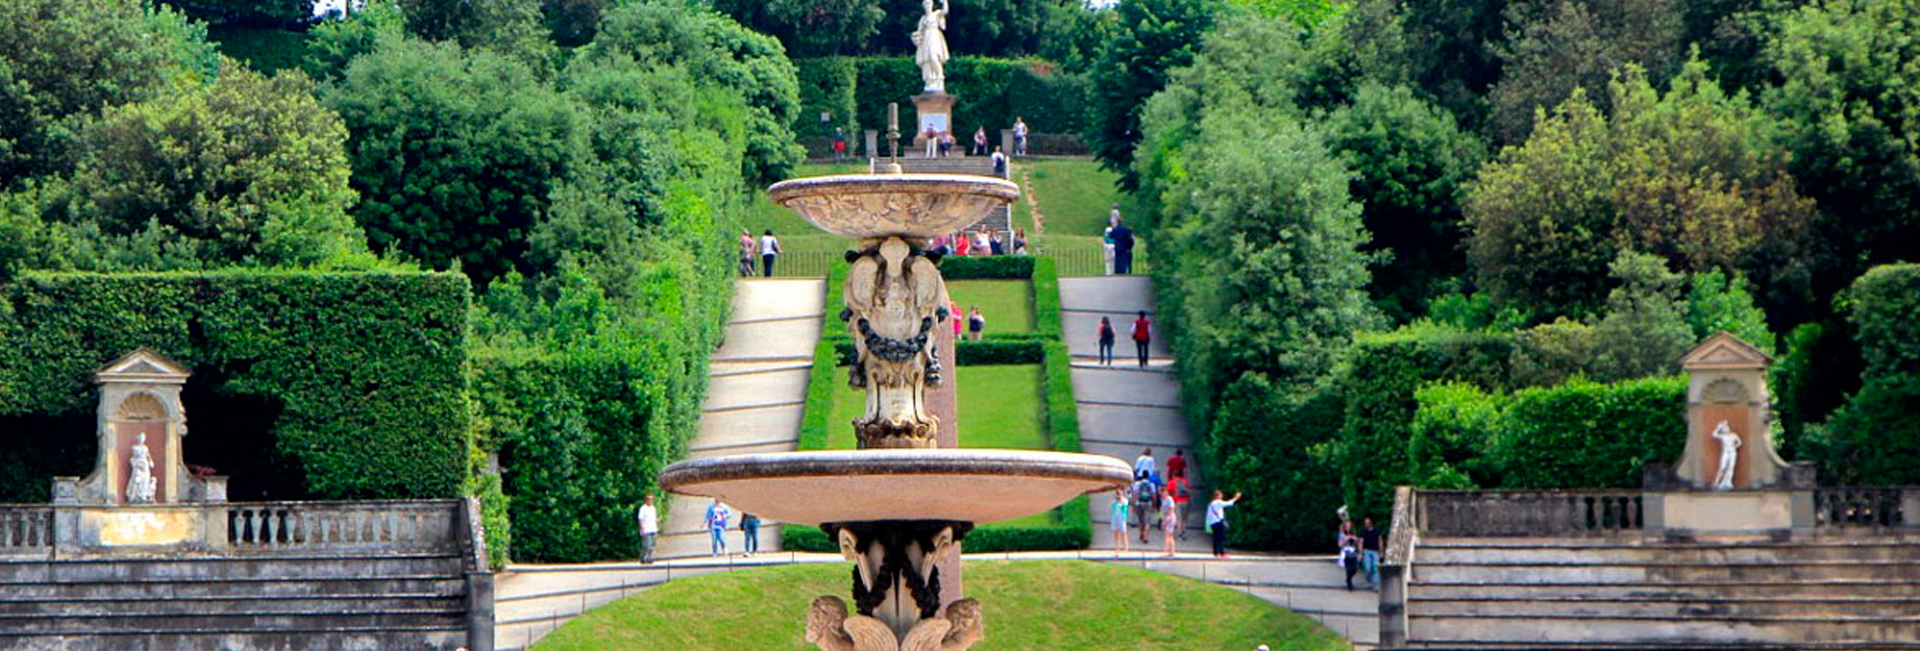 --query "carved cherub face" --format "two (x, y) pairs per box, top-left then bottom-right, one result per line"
(945, 598), (984, 644)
